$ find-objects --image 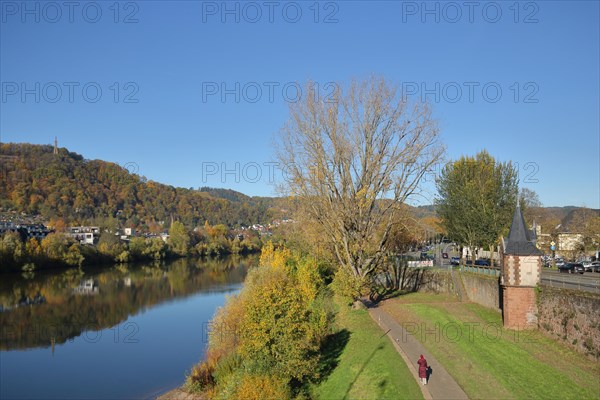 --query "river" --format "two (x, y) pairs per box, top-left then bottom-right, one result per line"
(0, 256), (257, 399)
